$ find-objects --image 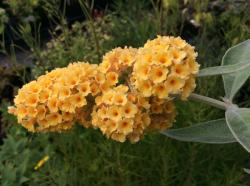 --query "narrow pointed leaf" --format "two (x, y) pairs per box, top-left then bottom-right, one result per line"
(222, 39), (250, 100)
(226, 107), (250, 153)
(162, 119), (236, 144)
(198, 61), (250, 77)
